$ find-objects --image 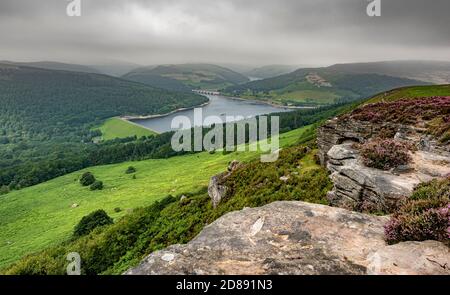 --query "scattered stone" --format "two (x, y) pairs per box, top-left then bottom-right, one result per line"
(279, 176), (290, 182)
(71, 203), (79, 208)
